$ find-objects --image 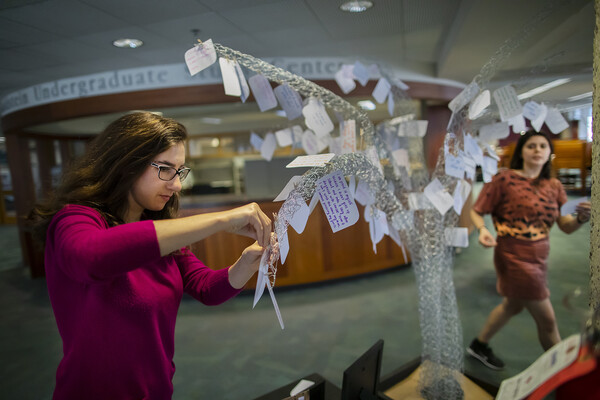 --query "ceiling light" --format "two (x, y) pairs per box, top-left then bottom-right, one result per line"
(201, 117), (222, 124)
(516, 78), (572, 100)
(357, 100), (376, 110)
(567, 91), (592, 102)
(112, 38), (144, 49)
(340, 1), (373, 13)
